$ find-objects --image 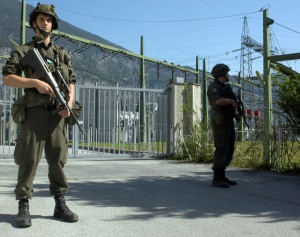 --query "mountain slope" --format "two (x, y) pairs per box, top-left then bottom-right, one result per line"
(0, 0), (141, 86)
(0, 0), (188, 87)
(0, 0), (124, 50)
